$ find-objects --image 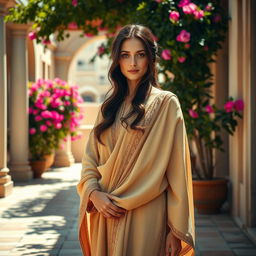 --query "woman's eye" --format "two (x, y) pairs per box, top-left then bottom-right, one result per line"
(138, 53), (145, 57)
(121, 54), (129, 58)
